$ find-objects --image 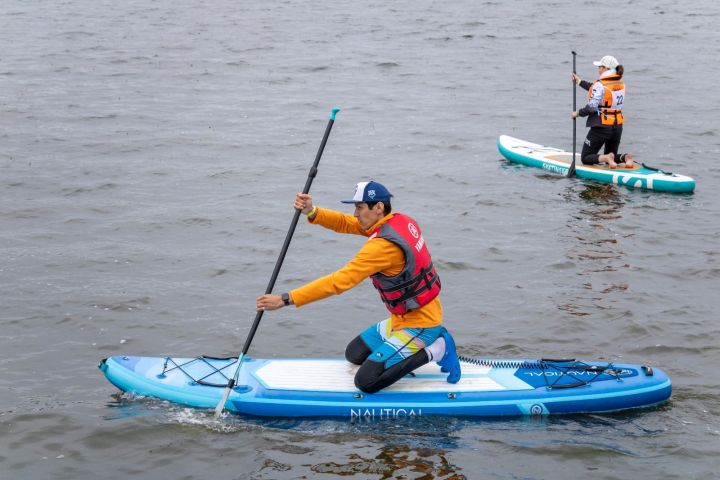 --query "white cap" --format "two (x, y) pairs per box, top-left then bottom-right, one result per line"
(593, 55), (619, 69)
